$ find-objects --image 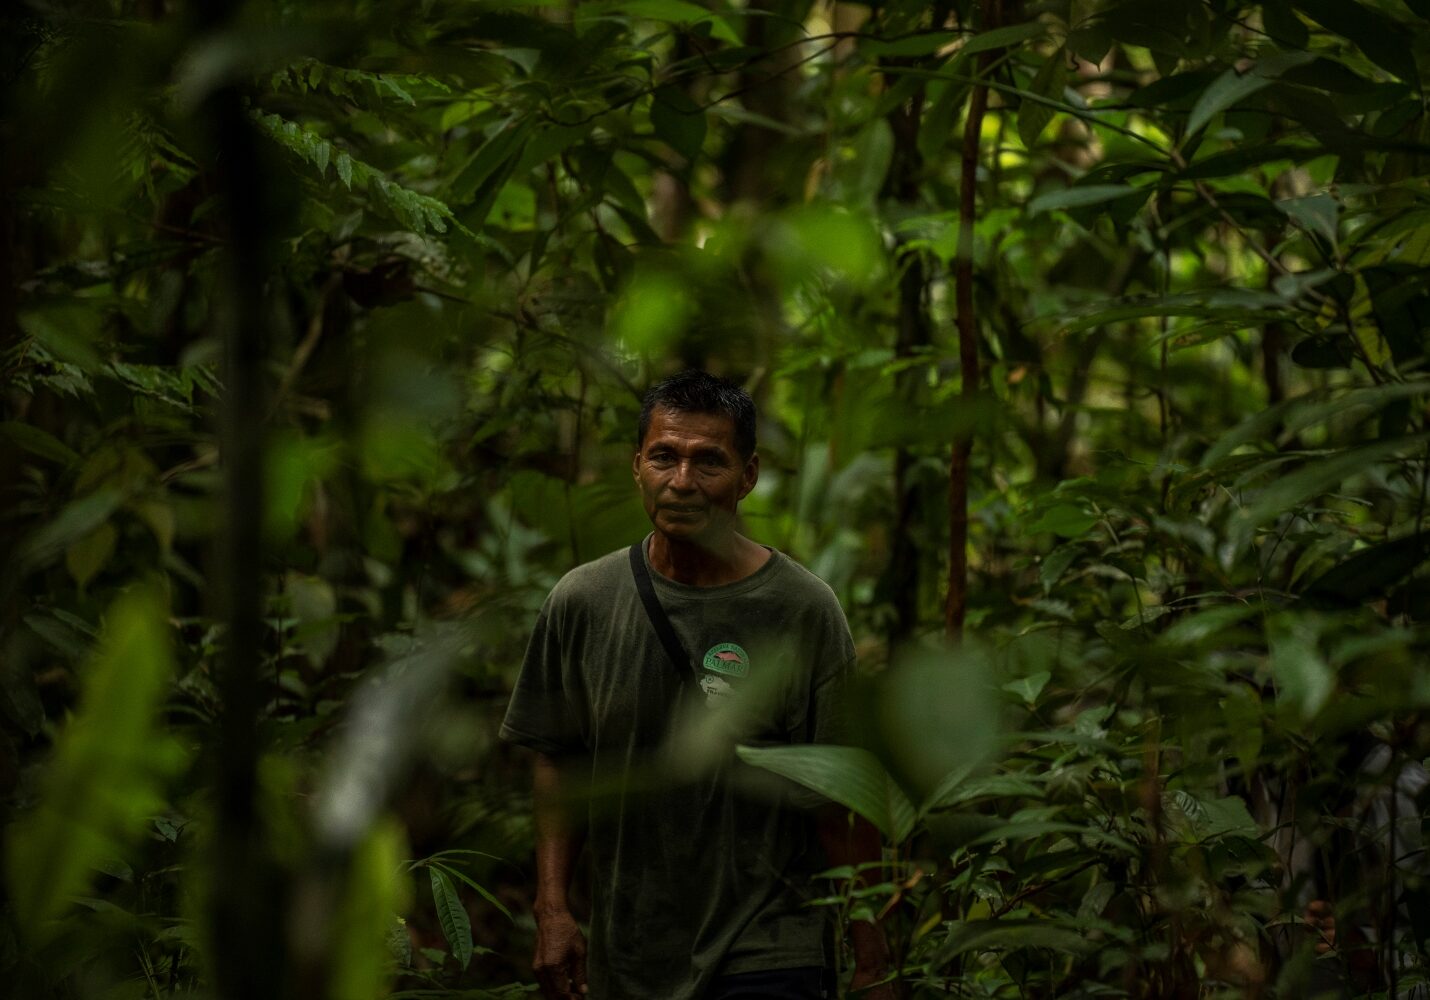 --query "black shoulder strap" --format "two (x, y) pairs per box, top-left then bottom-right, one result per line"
(629, 542), (696, 686)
